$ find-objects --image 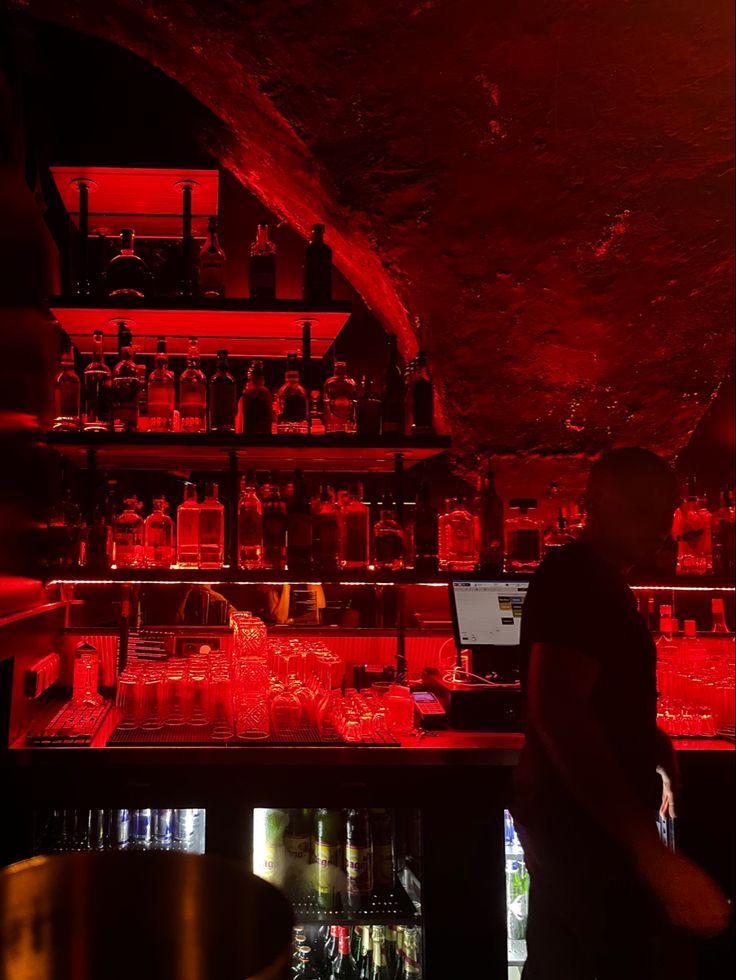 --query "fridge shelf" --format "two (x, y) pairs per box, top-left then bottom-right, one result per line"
(290, 883), (419, 925)
(45, 431), (451, 472)
(50, 297), (352, 358)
